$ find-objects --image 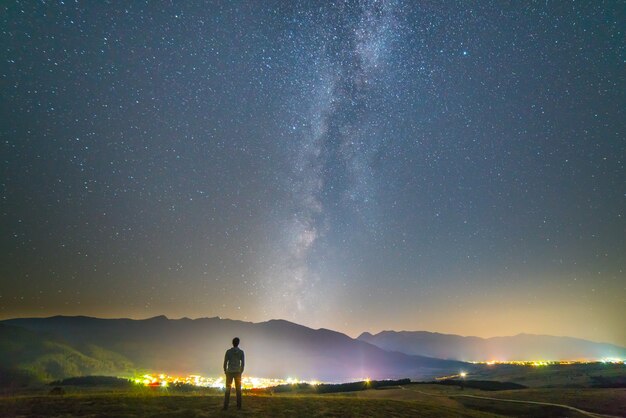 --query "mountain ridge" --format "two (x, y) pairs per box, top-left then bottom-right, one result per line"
(358, 330), (626, 362)
(1, 315), (467, 384)
(359, 329), (623, 347)
(3, 314), (622, 386)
